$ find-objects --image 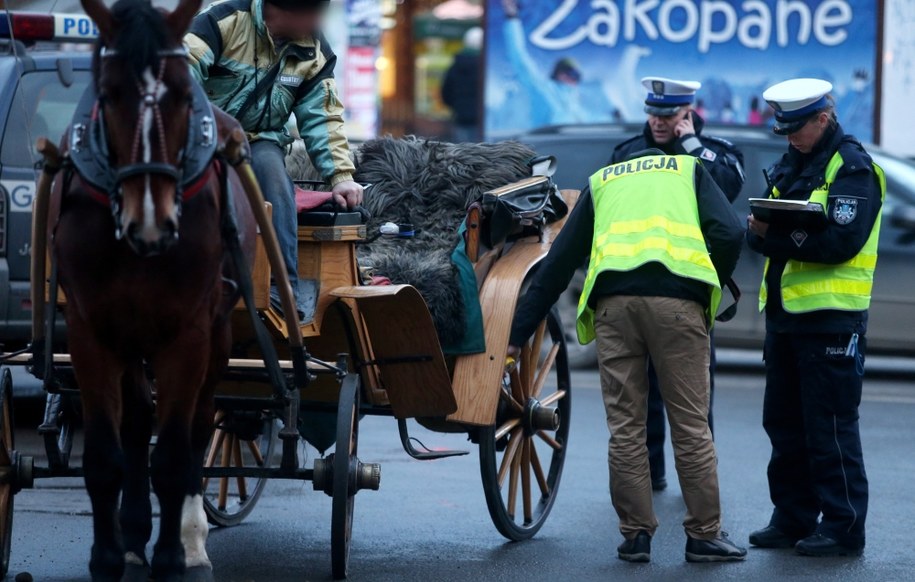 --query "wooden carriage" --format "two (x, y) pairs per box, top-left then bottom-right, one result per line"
(0, 156), (579, 579)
